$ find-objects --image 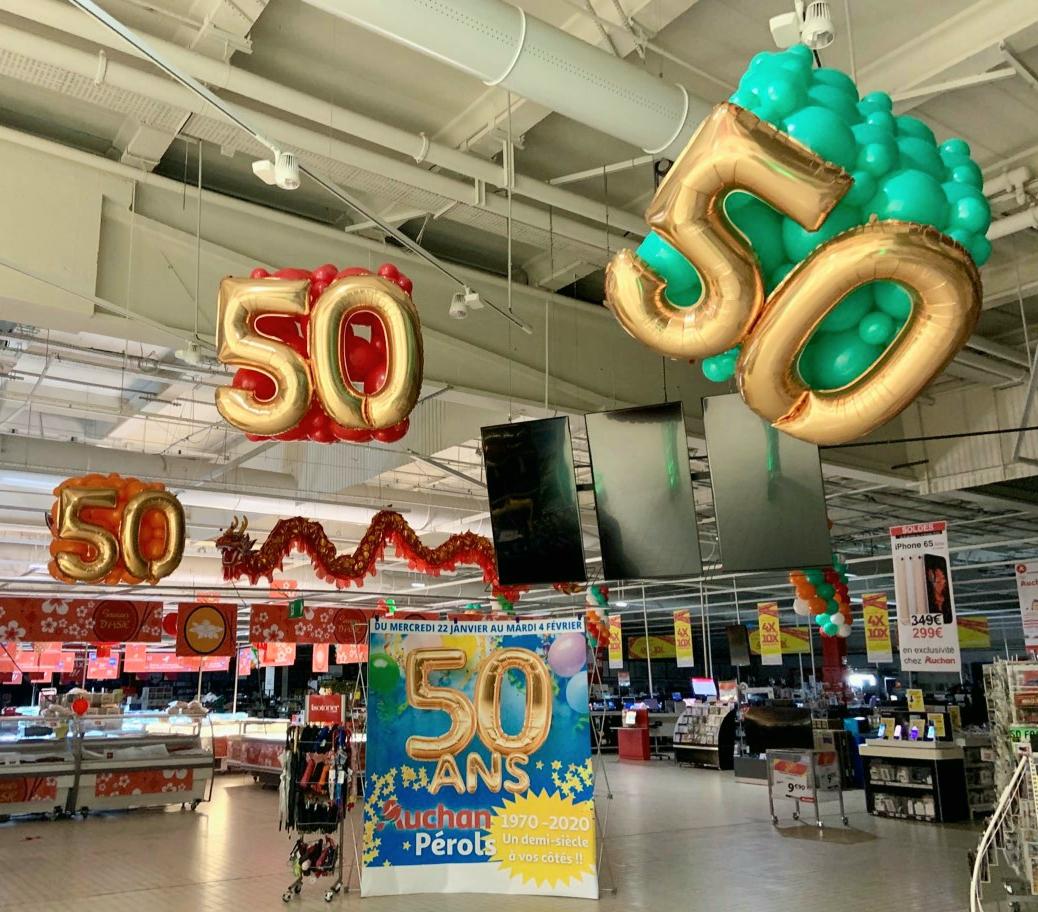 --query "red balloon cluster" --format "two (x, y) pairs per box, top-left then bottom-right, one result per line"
(235, 262), (413, 444)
